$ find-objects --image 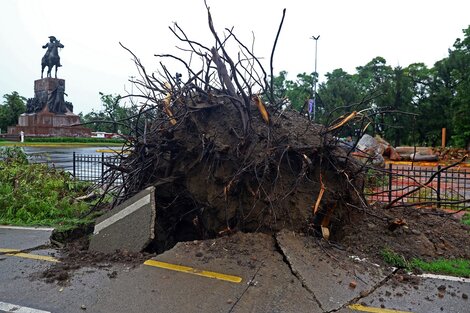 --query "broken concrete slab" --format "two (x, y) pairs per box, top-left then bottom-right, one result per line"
(89, 186), (156, 254)
(0, 226), (53, 251)
(275, 229), (392, 312)
(94, 232), (321, 313)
